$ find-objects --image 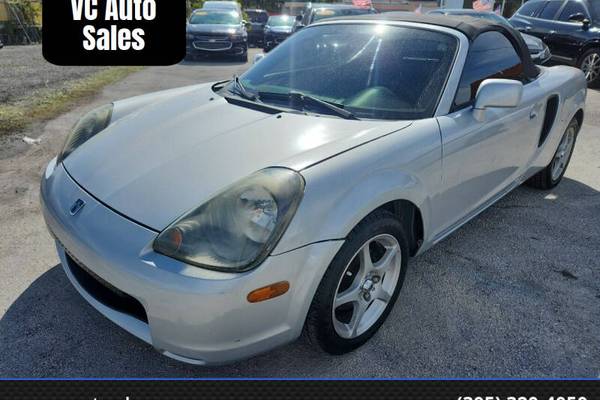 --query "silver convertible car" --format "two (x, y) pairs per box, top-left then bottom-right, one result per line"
(41, 14), (586, 365)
